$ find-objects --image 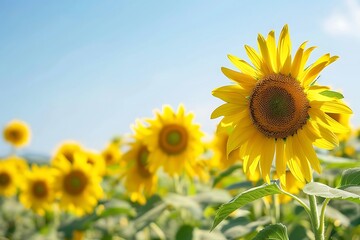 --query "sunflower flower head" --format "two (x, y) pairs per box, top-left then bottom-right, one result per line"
(3, 120), (31, 148)
(143, 105), (204, 176)
(102, 143), (122, 166)
(84, 150), (106, 177)
(0, 159), (22, 197)
(52, 141), (83, 165)
(211, 25), (352, 185)
(123, 140), (157, 205)
(19, 165), (56, 215)
(326, 105), (352, 142)
(210, 124), (241, 170)
(101, 142), (123, 176)
(53, 152), (103, 216)
(4, 155), (28, 174)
